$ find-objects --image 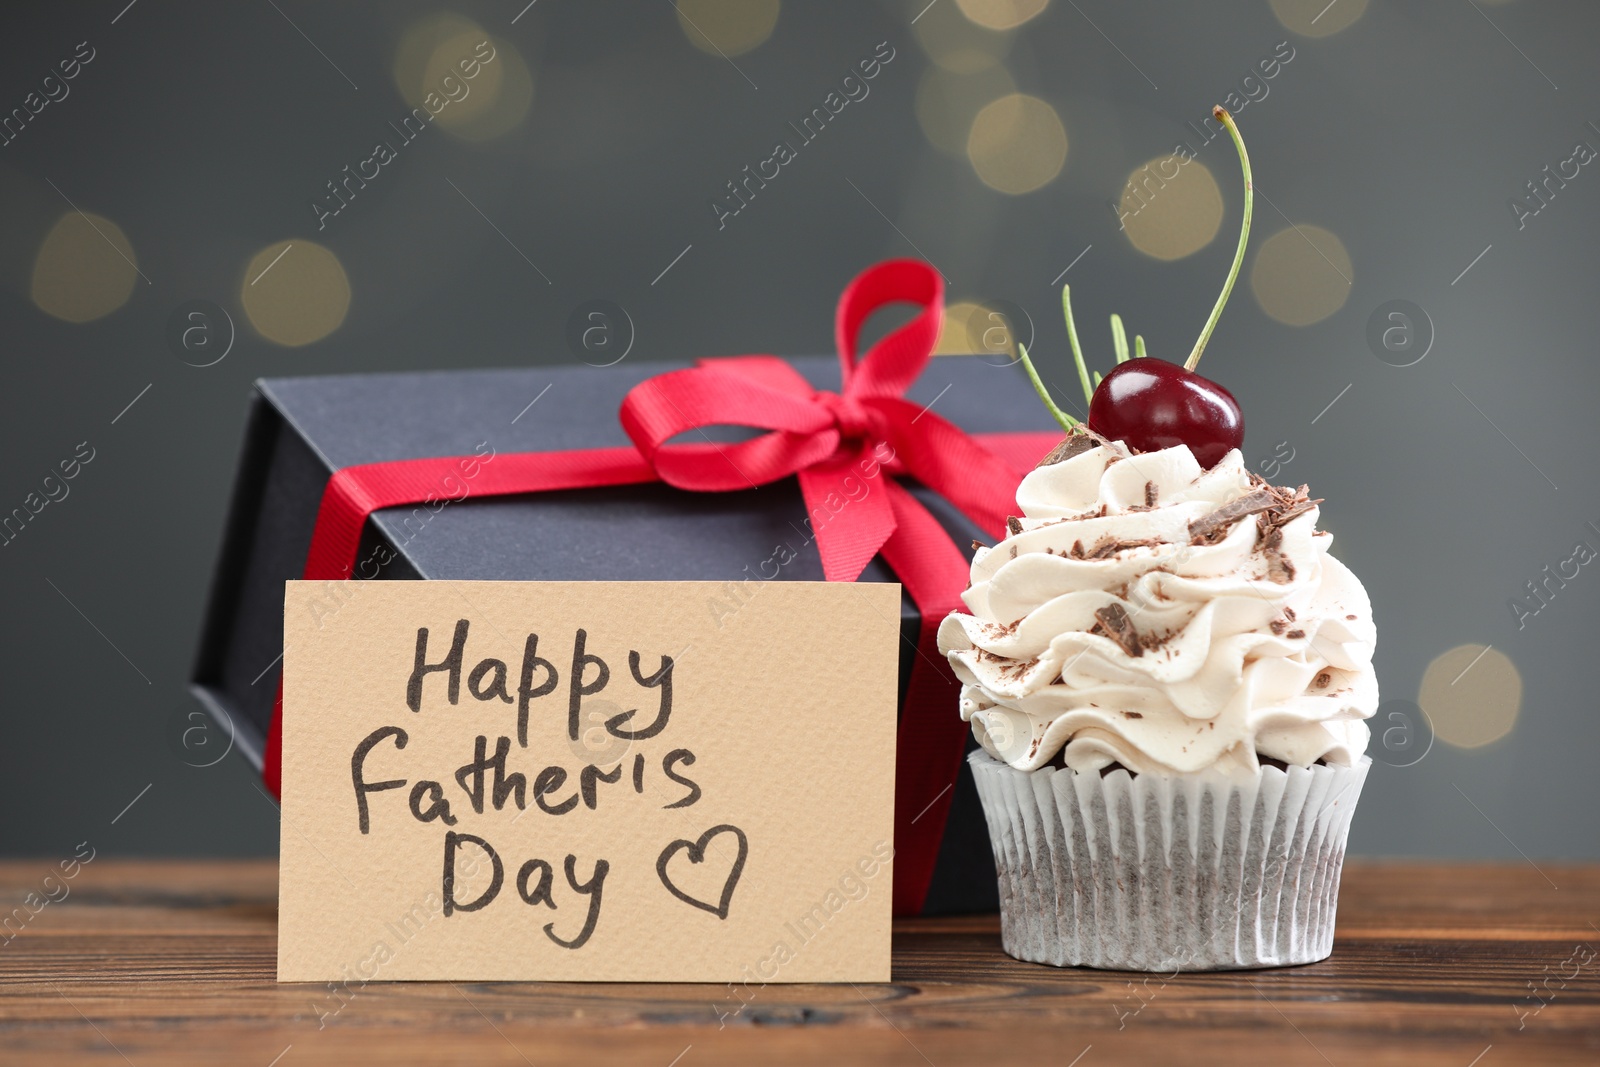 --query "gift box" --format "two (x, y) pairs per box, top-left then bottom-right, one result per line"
(190, 261), (1061, 914)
